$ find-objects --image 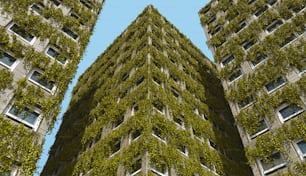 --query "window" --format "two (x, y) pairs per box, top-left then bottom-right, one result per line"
(128, 158), (142, 176)
(6, 105), (40, 129)
(209, 140), (217, 150)
(278, 104), (303, 122)
(153, 76), (161, 85)
(201, 6), (210, 14)
(243, 39), (256, 50)
(131, 103), (139, 116)
(259, 152), (286, 175)
(268, 0), (277, 6)
(62, 27), (78, 40)
(29, 70), (55, 92)
(152, 127), (165, 141)
(0, 52), (18, 69)
(266, 20), (283, 33)
(221, 55), (235, 67)
(178, 144), (188, 156)
(50, 0), (61, 6)
(8, 24), (36, 45)
(207, 16), (216, 25)
(130, 129), (141, 141)
(80, 0), (93, 9)
(238, 96), (255, 110)
(280, 33), (297, 48)
(136, 76), (144, 86)
(254, 5), (268, 17)
(265, 76), (286, 93)
(211, 25), (222, 35)
(150, 162), (167, 176)
(292, 4), (305, 13)
(236, 21), (247, 33)
(250, 119), (269, 139)
(113, 115), (124, 129)
(173, 115), (184, 128)
(110, 140), (120, 156)
(121, 73), (129, 81)
(228, 69), (243, 82)
(30, 3), (44, 15)
(153, 101), (164, 114)
(295, 140), (306, 160)
(171, 87), (179, 98)
(248, 0), (256, 4)
(251, 54), (267, 68)
(46, 46), (67, 65)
